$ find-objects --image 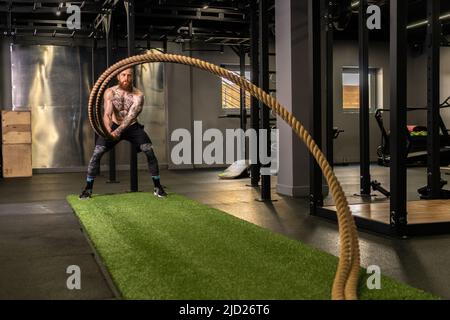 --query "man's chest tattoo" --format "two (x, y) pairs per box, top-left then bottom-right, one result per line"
(112, 90), (135, 118)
